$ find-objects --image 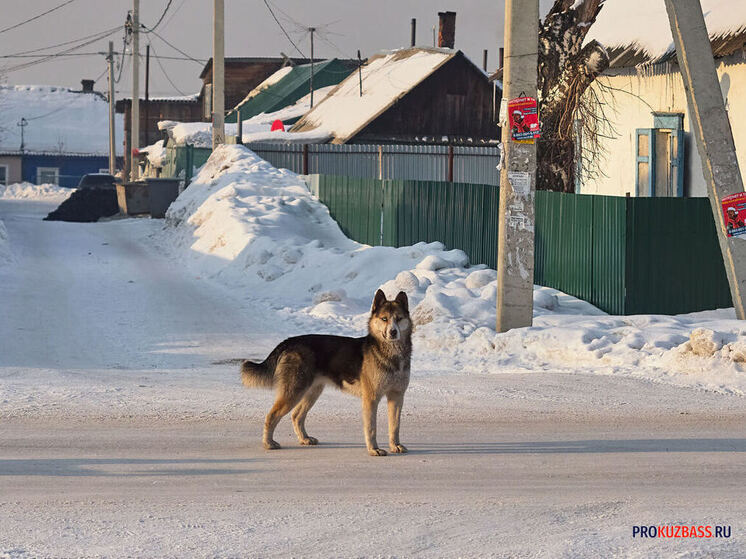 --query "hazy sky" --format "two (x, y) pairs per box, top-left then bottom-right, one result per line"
(0, 1), (554, 97)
